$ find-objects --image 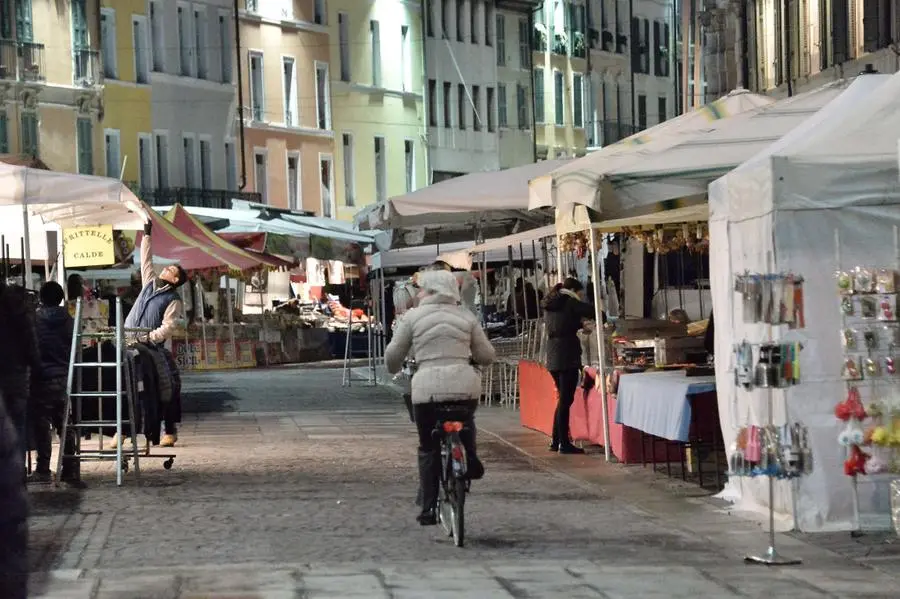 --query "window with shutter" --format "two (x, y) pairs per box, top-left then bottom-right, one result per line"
(21, 112), (38, 157)
(72, 0), (88, 49)
(630, 17), (640, 73)
(0, 113), (7, 154)
(662, 23), (670, 77)
(14, 0), (32, 42)
(77, 118), (93, 175)
(833, 0), (849, 64)
(653, 21), (661, 75)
